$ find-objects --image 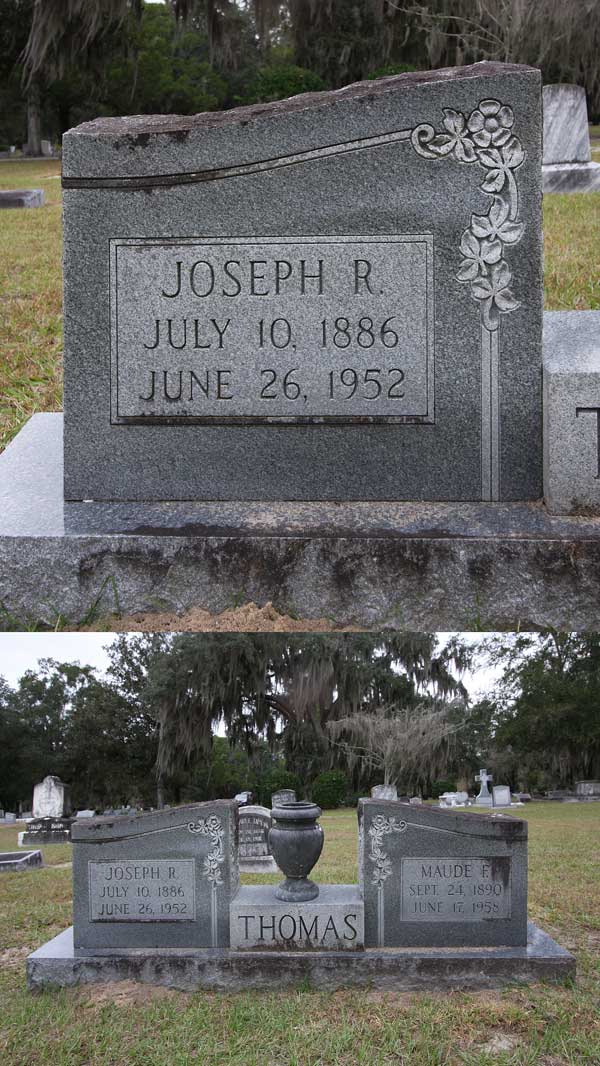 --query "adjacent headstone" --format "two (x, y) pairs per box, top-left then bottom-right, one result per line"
(475, 769), (493, 806)
(234, 791), (253, 805)
(0, 189), (44, 209)
(61, 63), (542, 506)
(492, 785), (512, 807)
(33, 776), (71, 819)
(358, 799), (527, 947)
(439, 791), (469, 807)
(40, 139), (54, 157)
(371, 784), (398, 801)
(4, 812), (16, 823)
(76, 810), (96, 819)
(71, 801), (239, 952)
(544, 312), (600, 515)
(21, 817), (72, 846)
(409, 796), (423, 805)
(238, 804), (278, 873)
(575, 781), (600, 799)
(271, 789), (296, 808)
(230, 885), (364, 950)
(0, 850), (42, 871)
(542, 85), (600, 193)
